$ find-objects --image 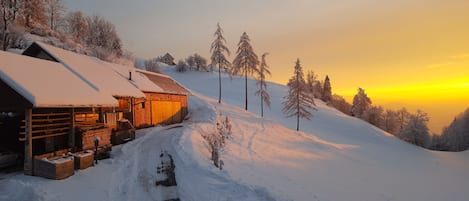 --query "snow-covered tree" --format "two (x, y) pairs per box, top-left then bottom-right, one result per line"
(45, 0), (64, 30)
(331, 94), (351, 115)
(210, 23), (231, 103)
(1, 0), (19, 50)
(145, 58), (161, 73)
(255, 52), (271, 117)
(282, 59), (315, 131)
(65, 11), (88, 43)
(322, 75), (332, 104)
(232, 32), (259, 110)
(351, 88), (371, 118)
(193, 53), (208, 71)
(382, 109), (400, 135)
(439, 108), (469, 151)
(396, 107), (410, 136)
(305, 70), (318, 99)
(185, 55), (195, 71)
(86, 15), (123, 59)
(400, 110), (430, 147)
(20, 0), (47, 28)
(363, 106), (384, 127)
(175, 59), (188, 72)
